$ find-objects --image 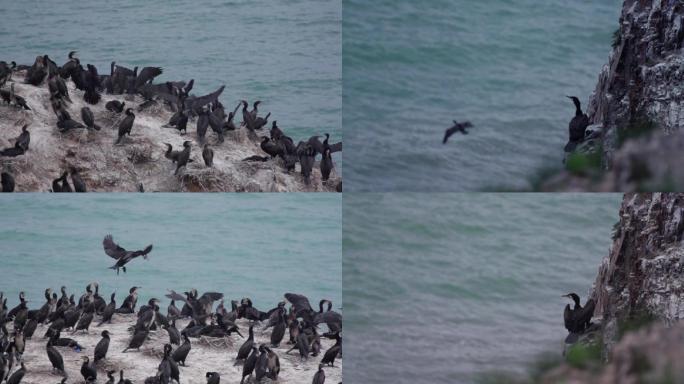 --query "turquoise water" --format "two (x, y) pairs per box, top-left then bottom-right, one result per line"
(0, 0), (341, 164)
(344, 0), (622, 191)
(344, 193), (622, 383)
(0, 194), (341, 311)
